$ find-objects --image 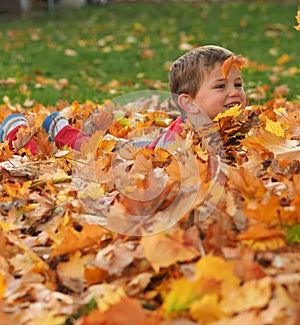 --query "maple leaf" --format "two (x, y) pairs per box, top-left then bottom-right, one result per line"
(213, 103), (242, 123)
(81, 298), (159, 325)
(195, 254), (240, 291)
(12, 126), (36, 152)
(221, 54), (247, 78)
(34, 127), (57, 156)
(227, 166), (266, 203)
(220, 277), (272, 314)
(78, 130), (106, 159)
(163, 277), (207, 313)
(51, 224), (105, 257)
(140, 228), (200, 272)
(190, 294), (224, 323)
(2, 180), (31, 200)
(237, 222), (286, 251)
(0, 142), (13, 161)
(265, 116), (285, 137)
(241, 129), (300, 163)
(57, 251), (95, 293)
